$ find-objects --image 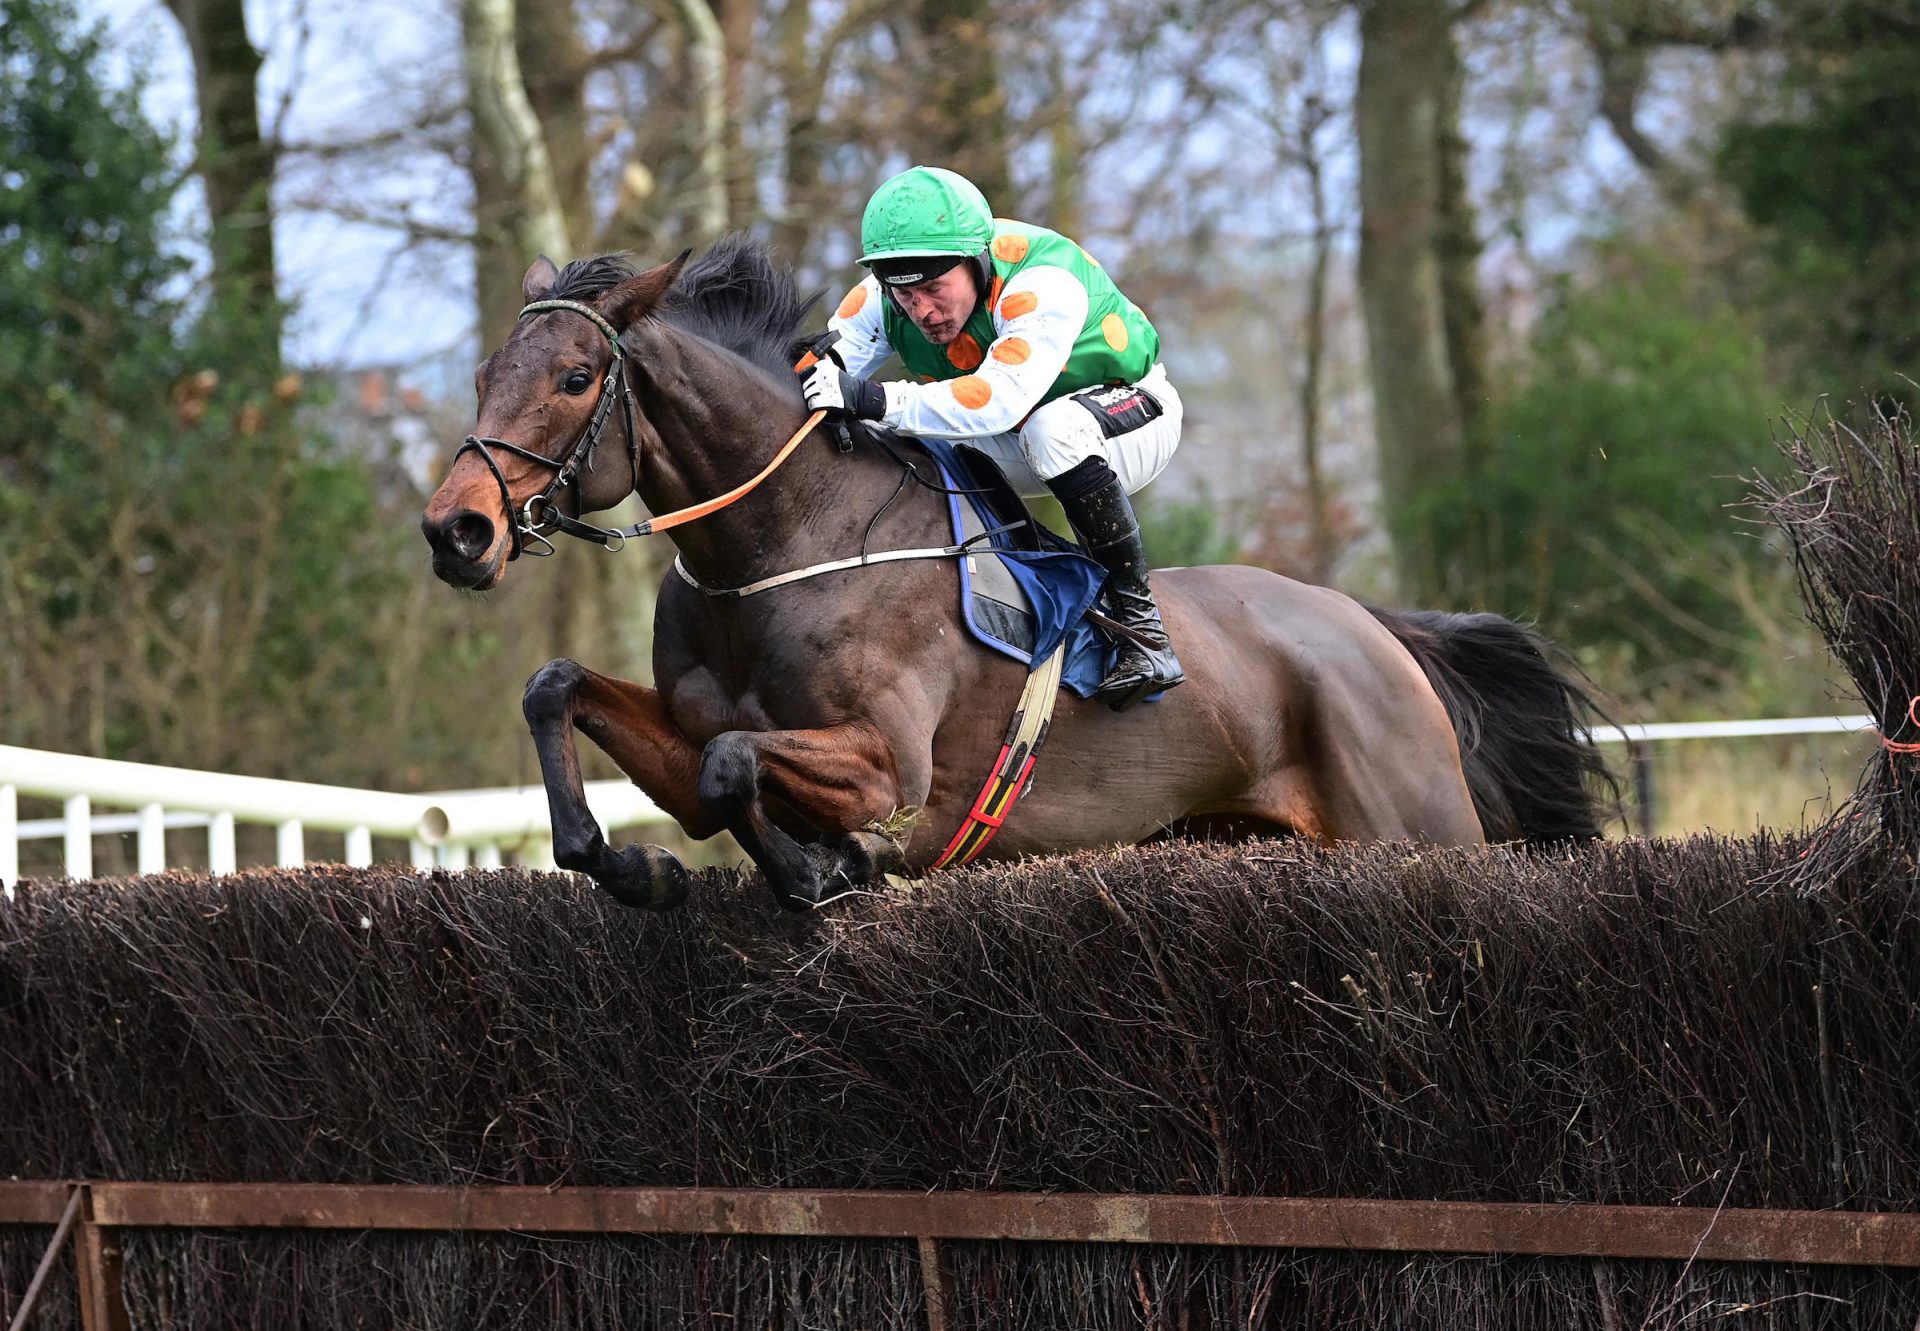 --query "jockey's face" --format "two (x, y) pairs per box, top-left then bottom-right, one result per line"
(888, 264), (978, 346)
